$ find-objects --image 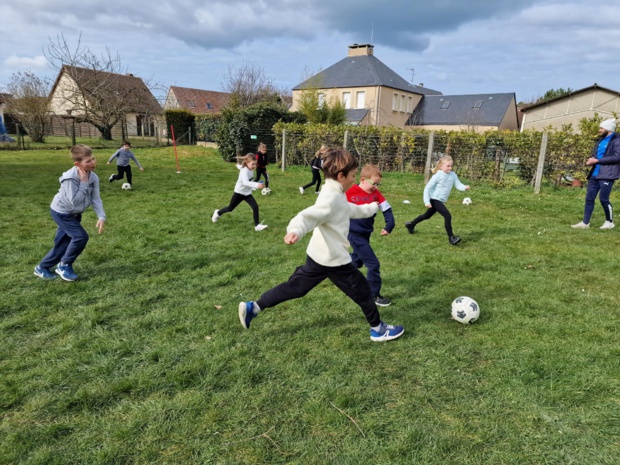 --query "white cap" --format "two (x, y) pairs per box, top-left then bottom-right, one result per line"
(600, 118), (616, 132)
